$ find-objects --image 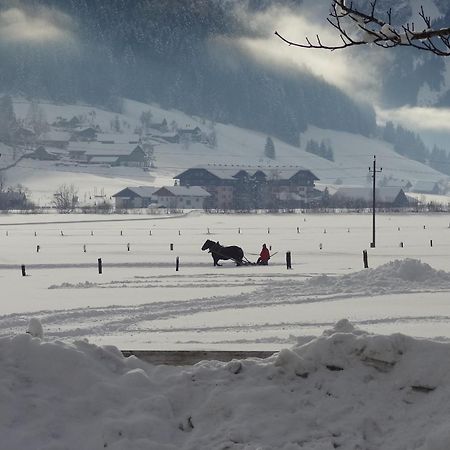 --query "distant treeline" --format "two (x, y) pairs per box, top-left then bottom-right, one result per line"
(382, 121), (450, 175)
